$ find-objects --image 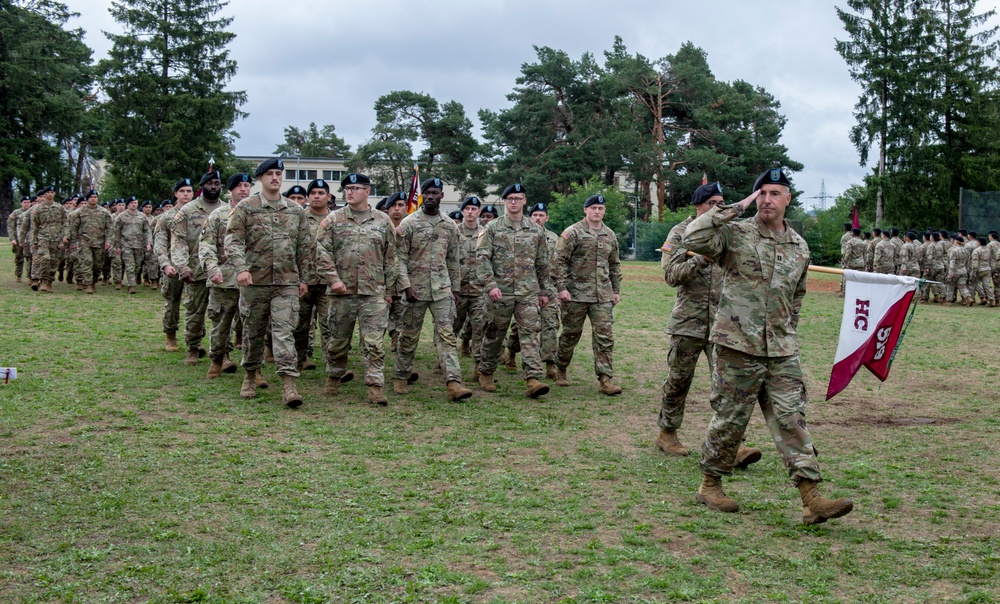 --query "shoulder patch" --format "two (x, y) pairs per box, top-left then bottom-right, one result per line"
(320, 217), (330, 229)
(395, 225), (404, 235)
(661, 241), (675, 253)
(561, 229), (572, 239)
